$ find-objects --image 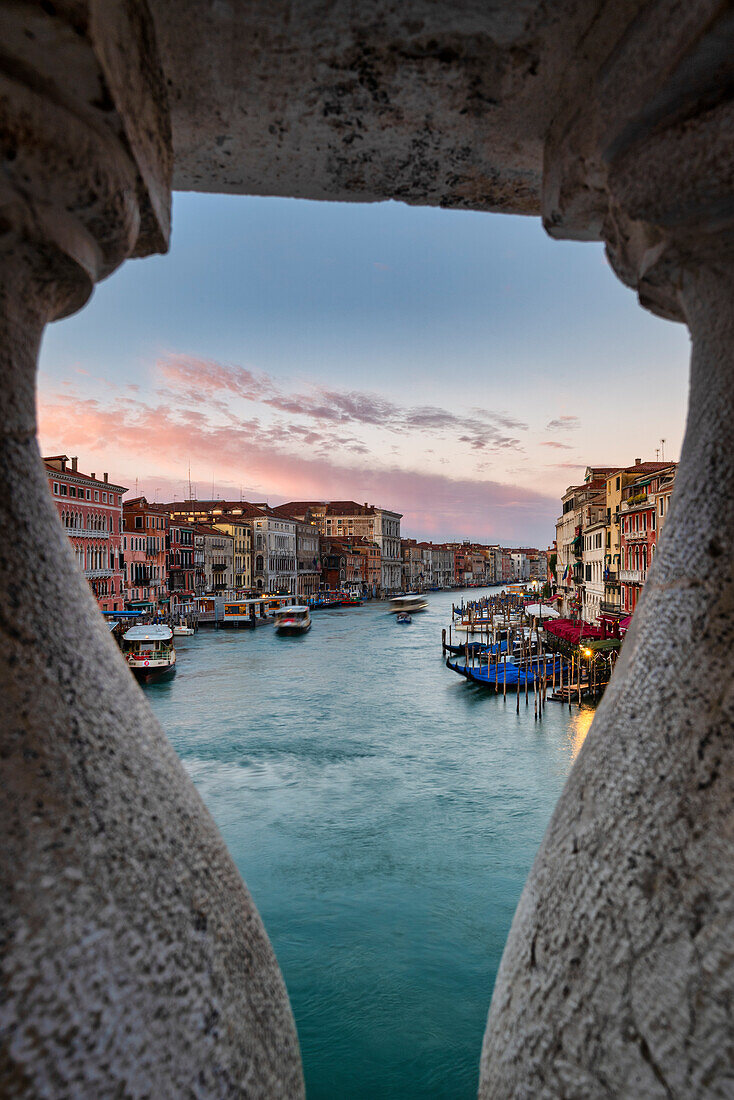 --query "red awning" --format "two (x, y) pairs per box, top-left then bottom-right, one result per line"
(543, 618), (605, 645)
